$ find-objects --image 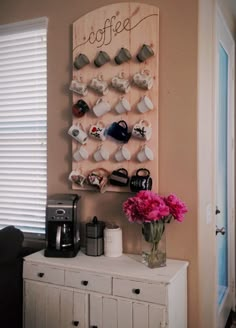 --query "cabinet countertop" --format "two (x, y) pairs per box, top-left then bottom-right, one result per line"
(24, 250), (188, 285)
